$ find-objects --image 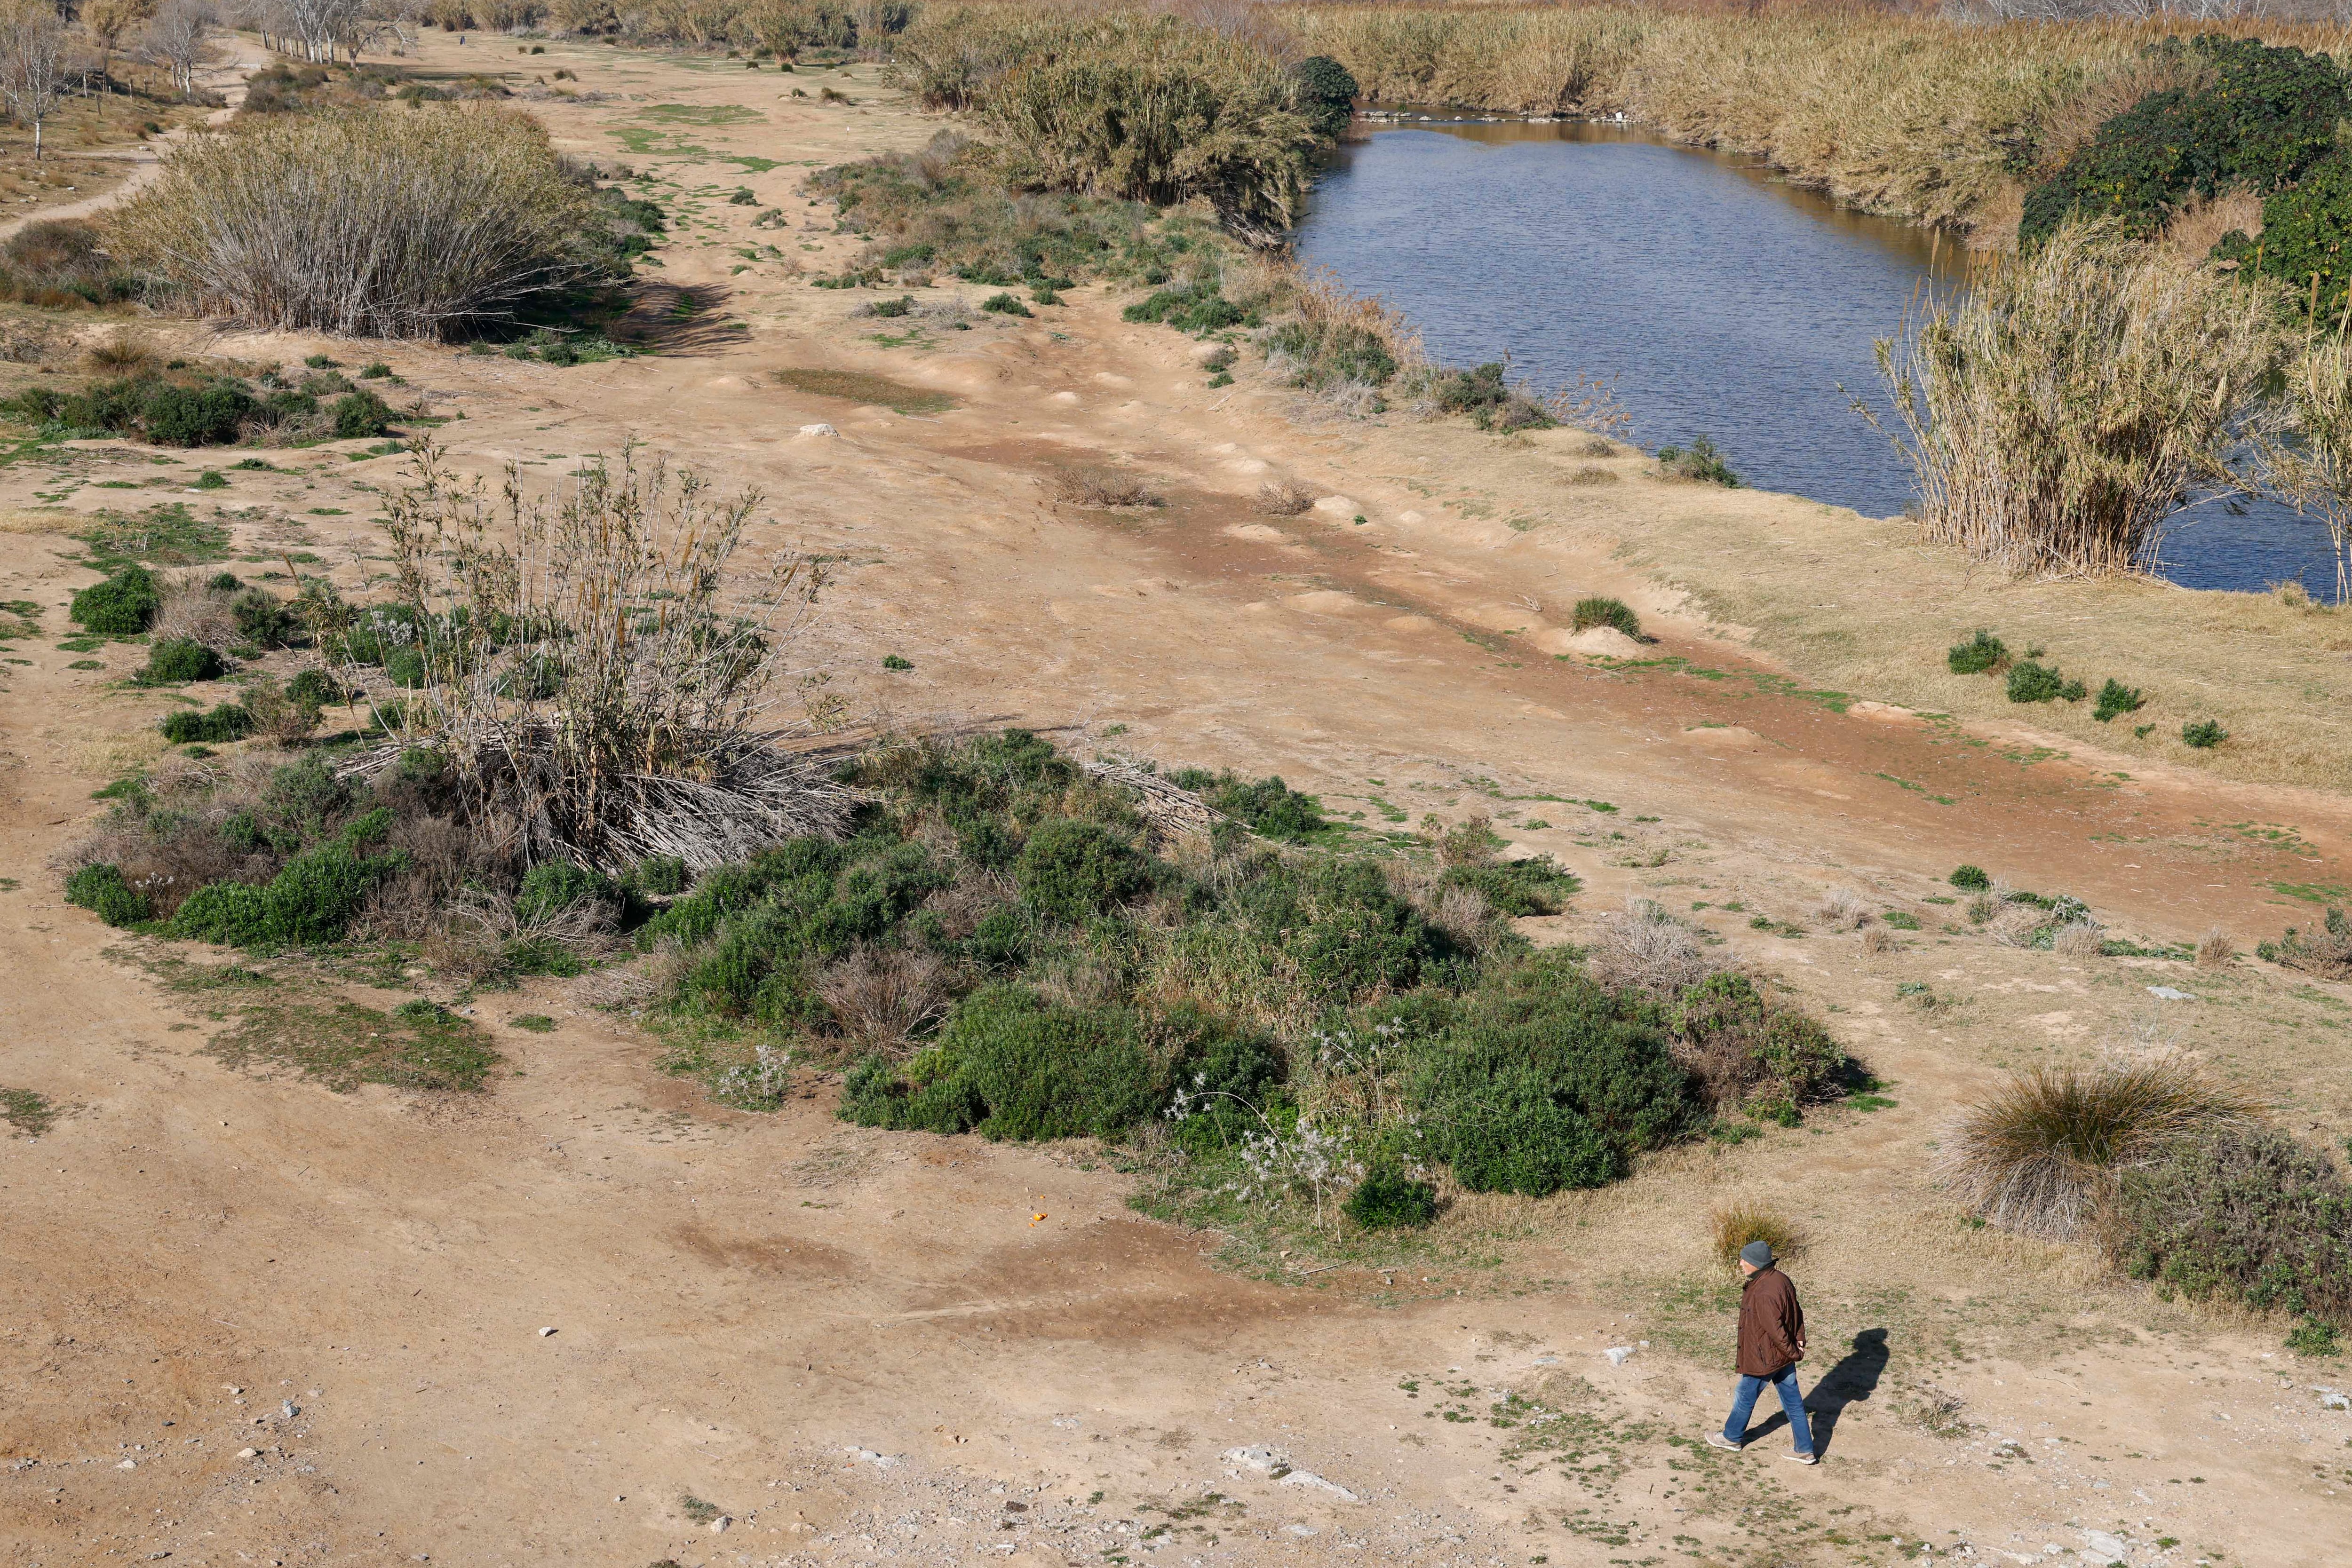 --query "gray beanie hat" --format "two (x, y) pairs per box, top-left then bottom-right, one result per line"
(1739, 1239), (1774, 1269)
